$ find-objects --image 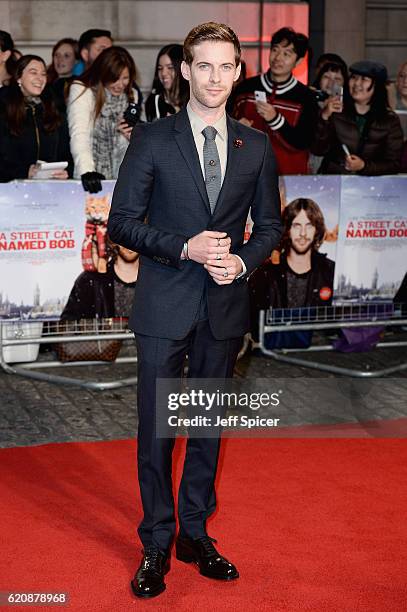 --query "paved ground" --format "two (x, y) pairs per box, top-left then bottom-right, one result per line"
(1, 331), (407, 449)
